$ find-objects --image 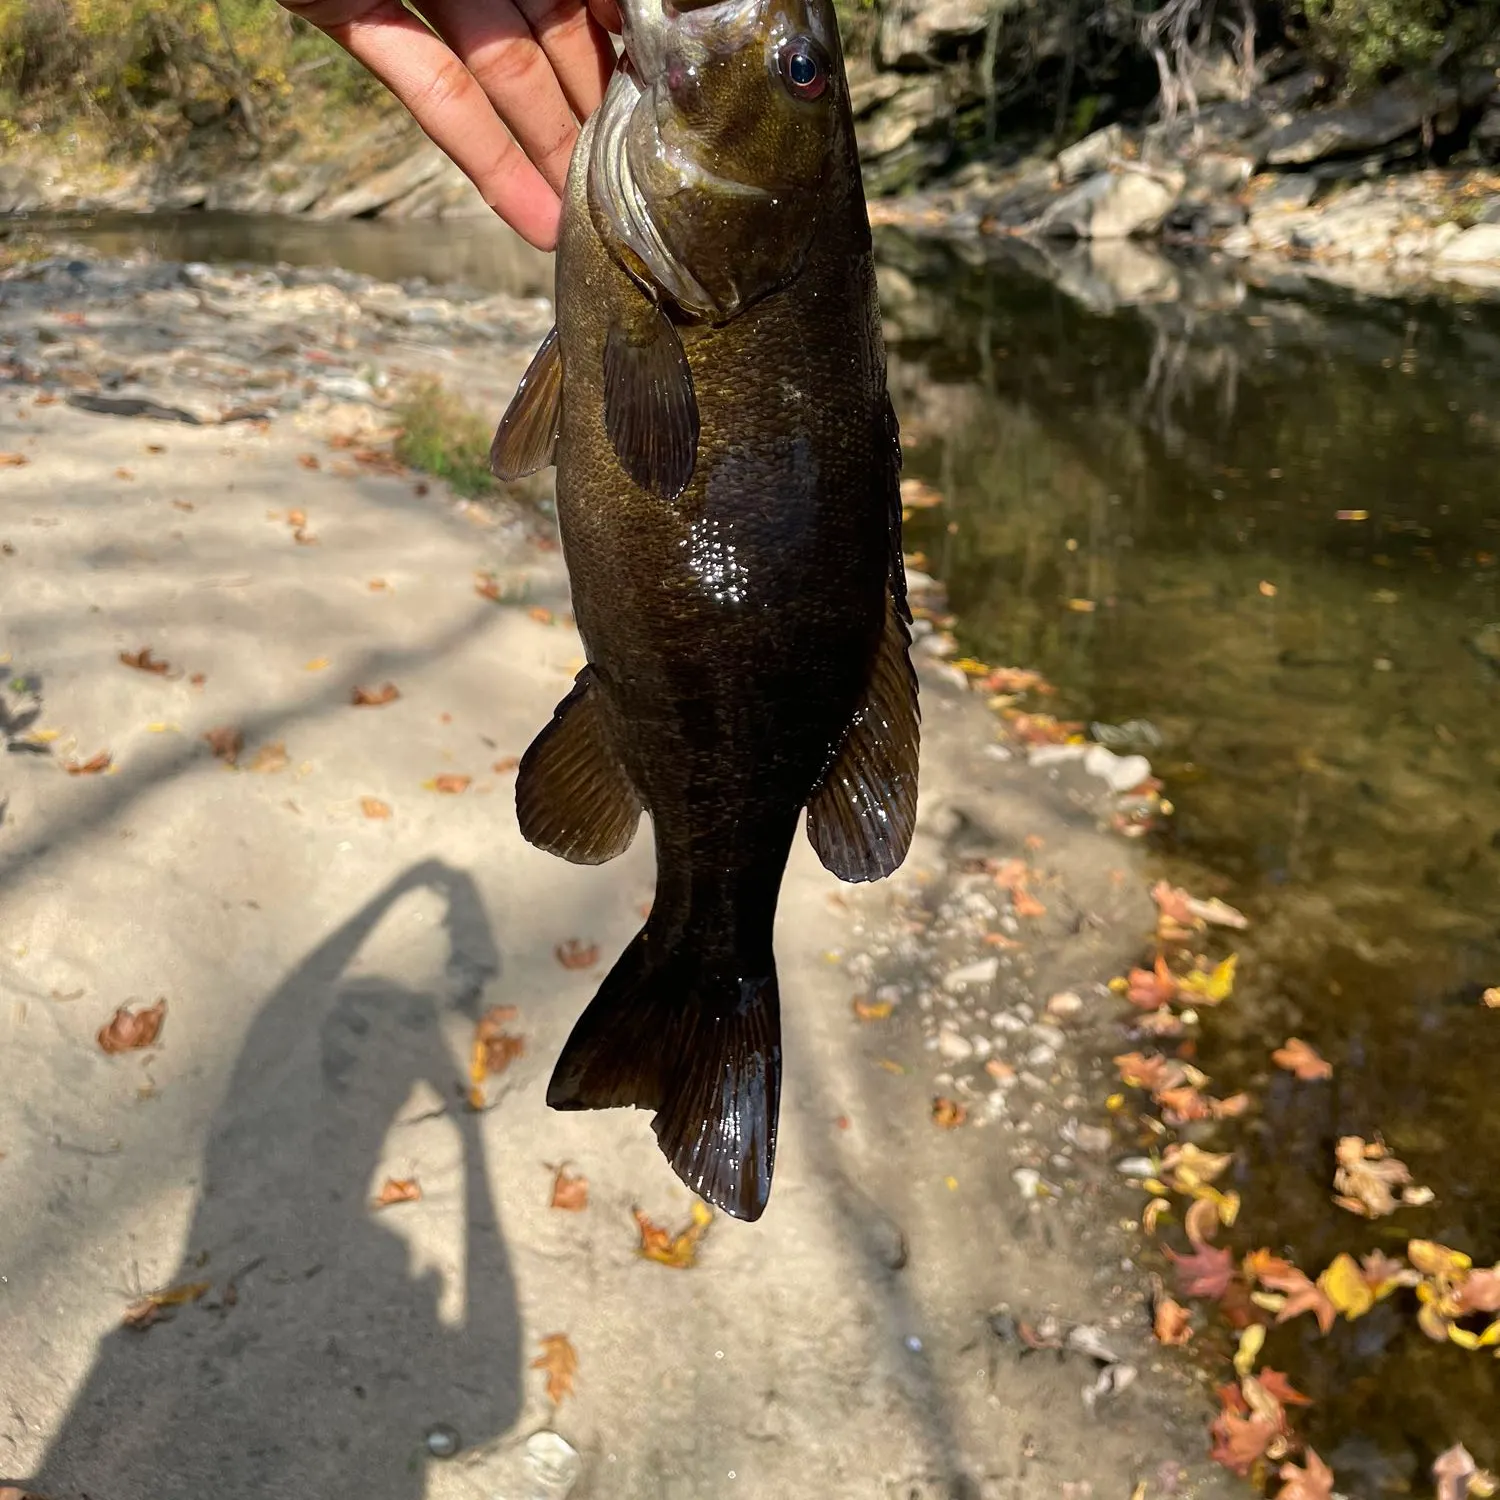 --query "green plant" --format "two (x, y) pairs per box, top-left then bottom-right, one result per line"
(393, 376), (500, 500)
